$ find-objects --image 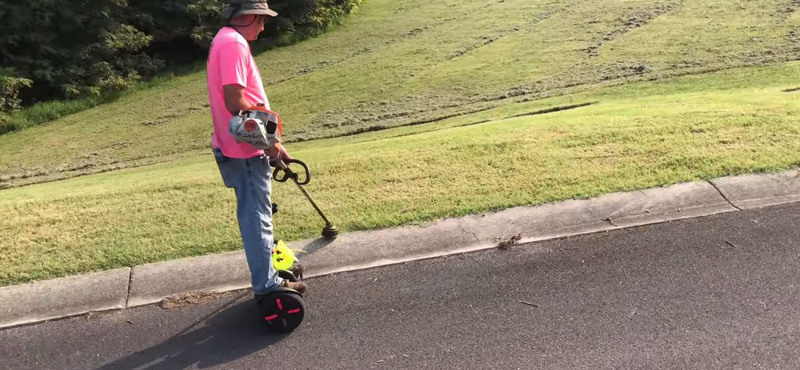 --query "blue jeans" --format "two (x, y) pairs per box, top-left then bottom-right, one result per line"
(213, 147), (282, 295)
